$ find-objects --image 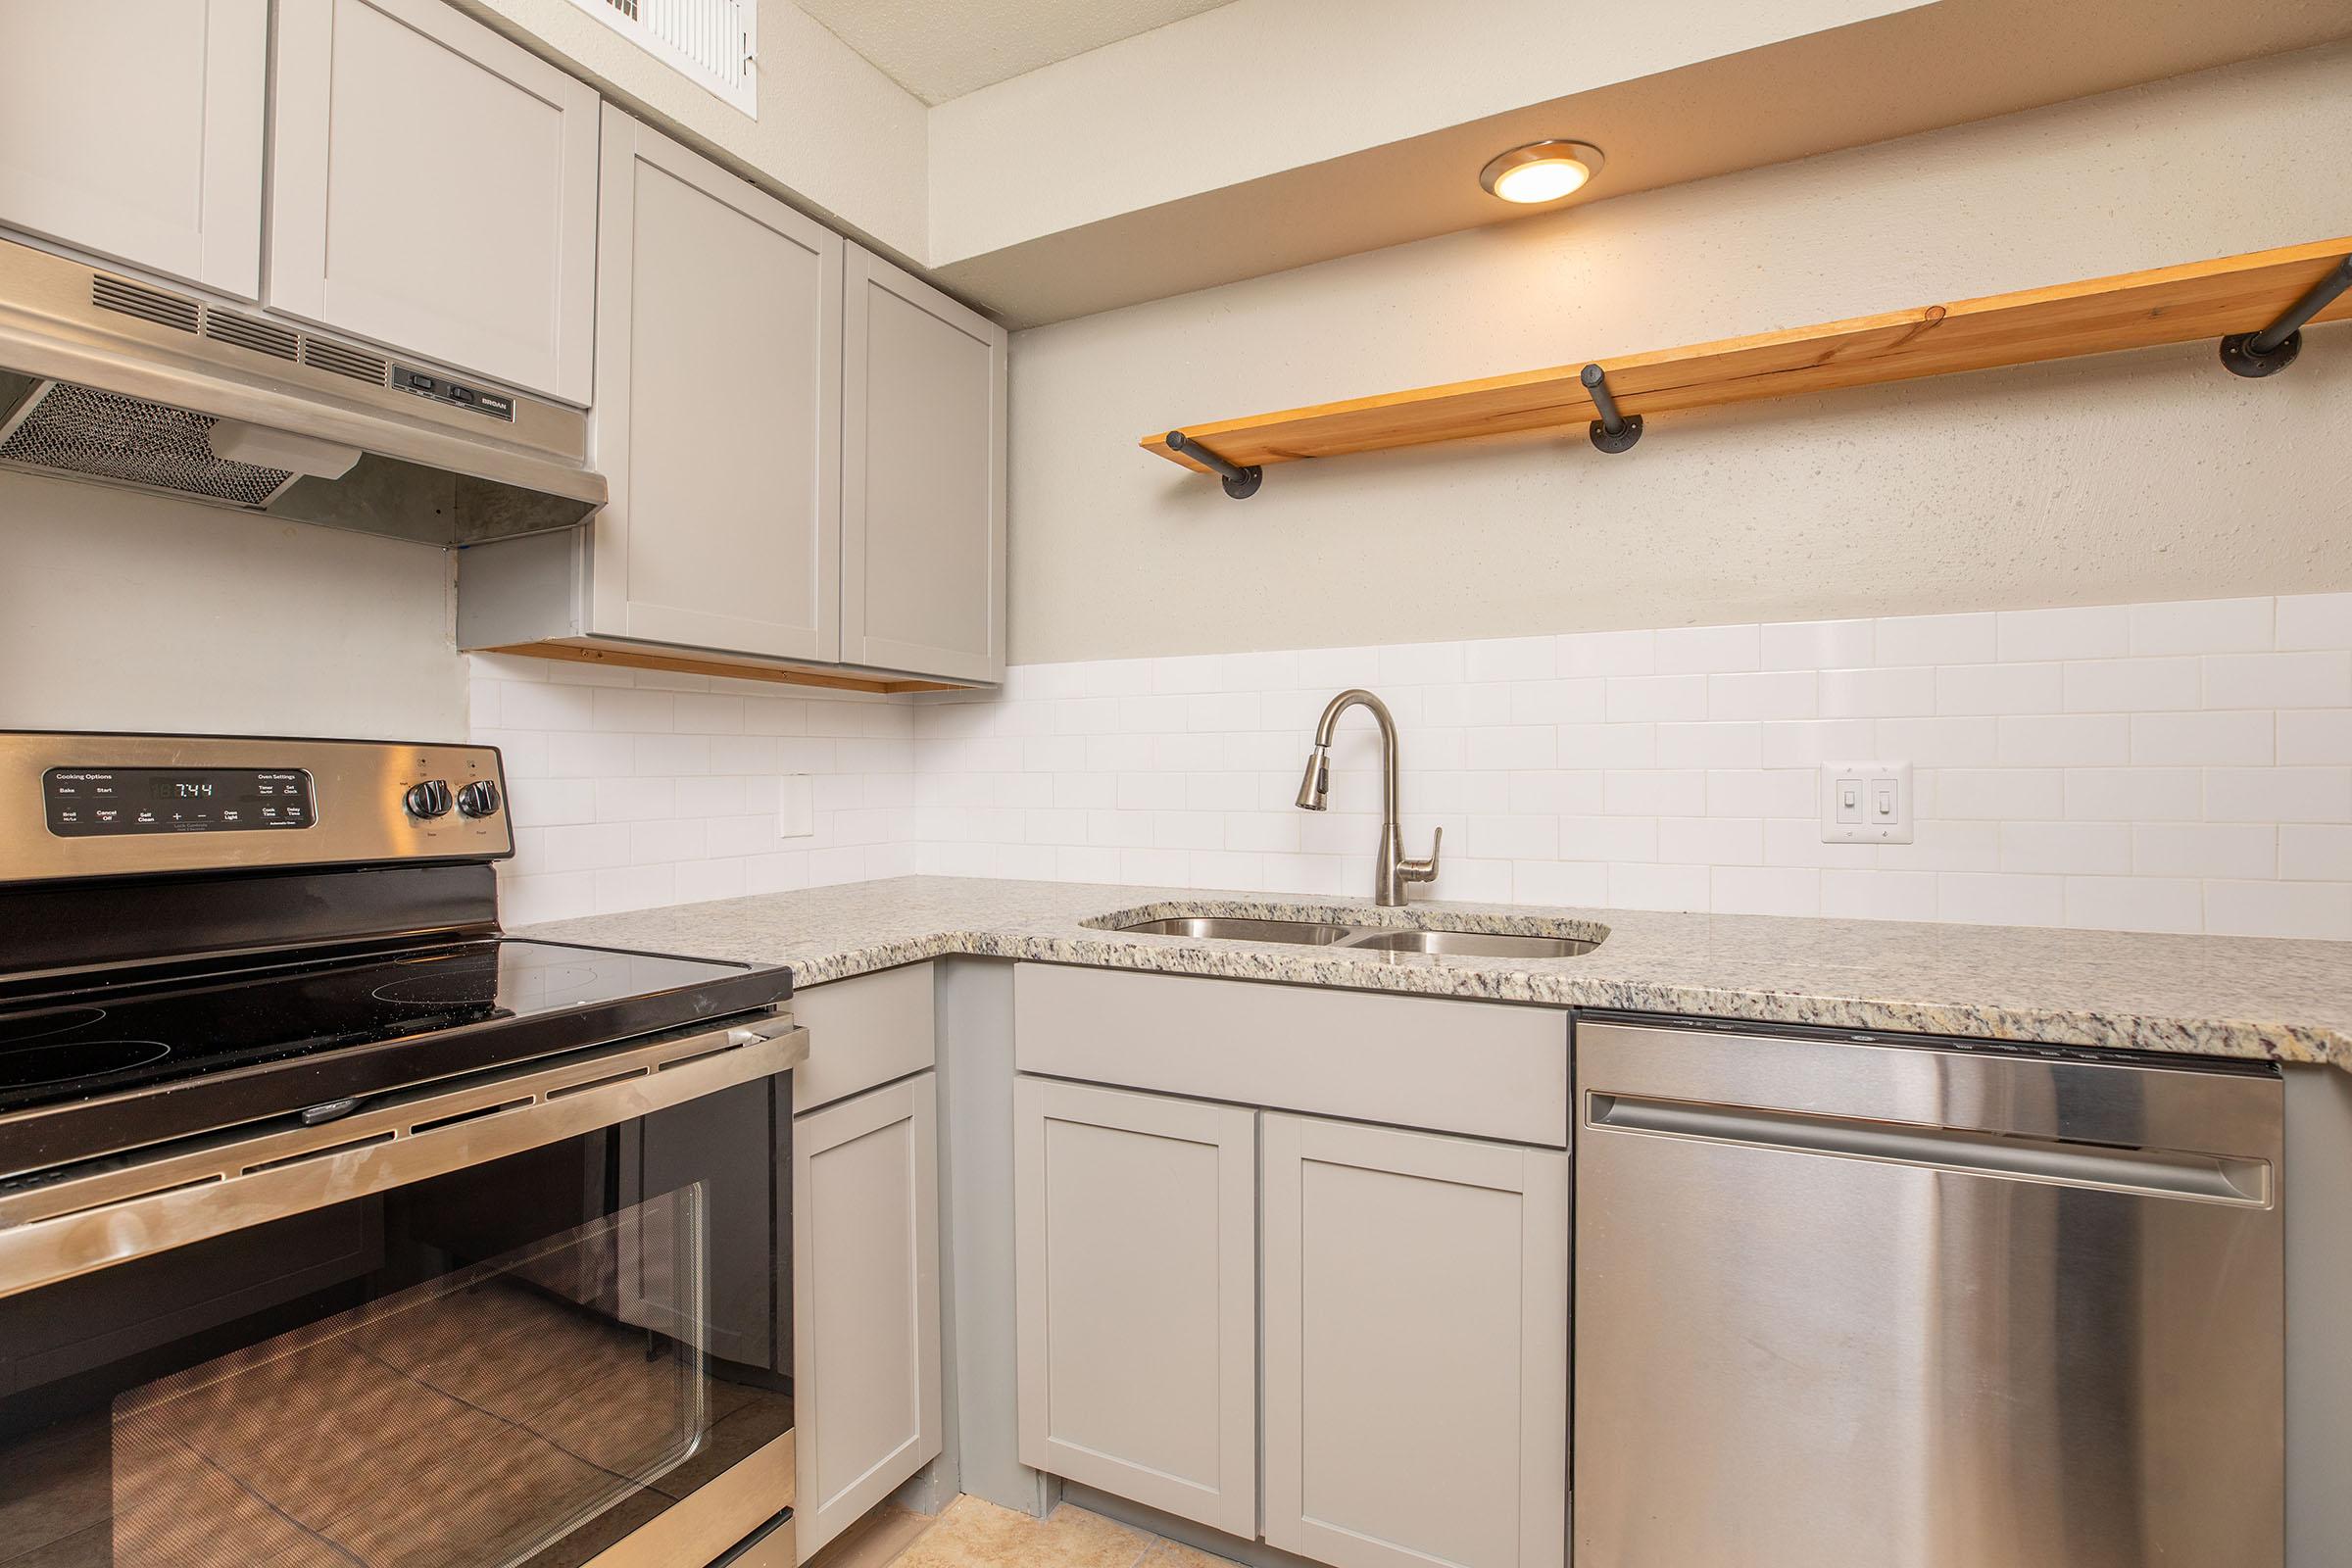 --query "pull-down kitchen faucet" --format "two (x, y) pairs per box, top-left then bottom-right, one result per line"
(1295, 688), (1441, 906)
